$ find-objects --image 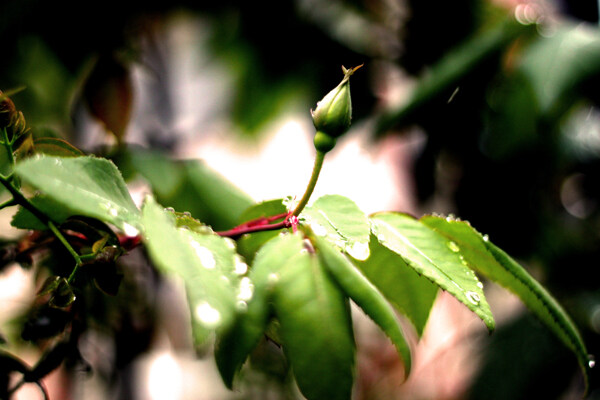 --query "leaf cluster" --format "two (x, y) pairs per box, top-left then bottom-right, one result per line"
(0, 147), (592, 399)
